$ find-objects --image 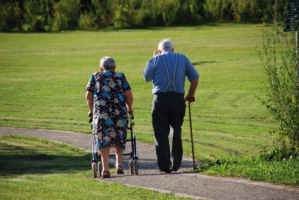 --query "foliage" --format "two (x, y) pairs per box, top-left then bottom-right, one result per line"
(0, 0), (277, 32)
(22, 0), (51, 32)
(78, 12), (96, 30)
(258, 0), (299, 148)
(203, 0), (234, 22)
(0, 2), (22, 31)
(260, 142), (298, 161)
(52, 0), (80, 31)
(204, 0), (277, 23)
